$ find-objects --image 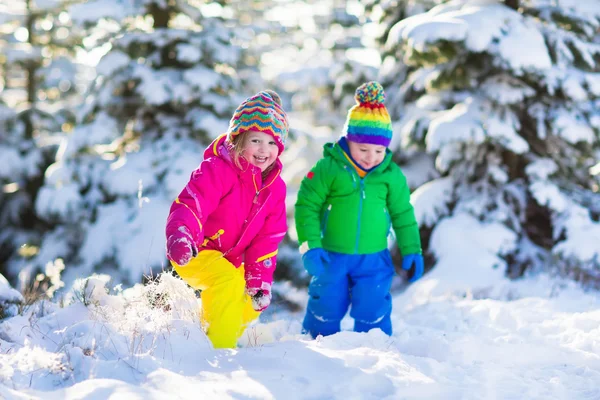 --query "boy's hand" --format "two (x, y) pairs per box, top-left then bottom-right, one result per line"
(166, 226), (199, 266)
(302, 248), (330, 277)
(401, 253), (424, 283)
